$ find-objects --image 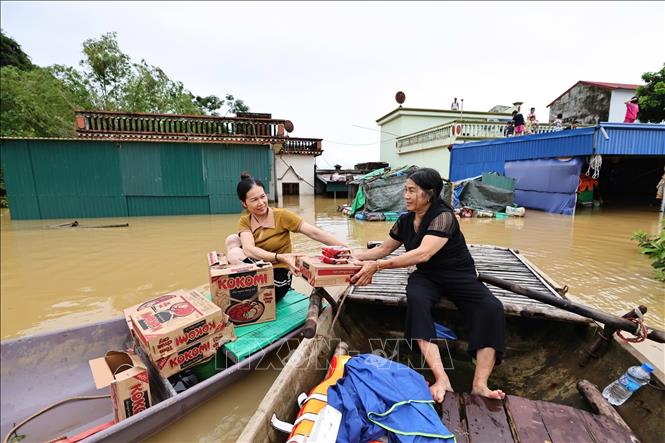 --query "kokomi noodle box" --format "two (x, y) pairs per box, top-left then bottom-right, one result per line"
(208, 251), (276, 326)
(129, 290), (227, 360)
